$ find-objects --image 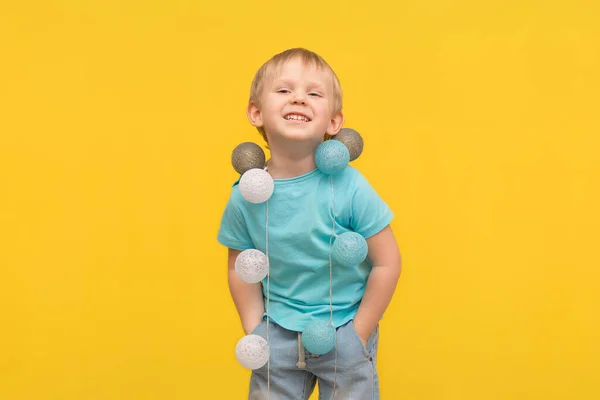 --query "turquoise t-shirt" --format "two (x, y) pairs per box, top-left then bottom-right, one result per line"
(217, 165), (394, 332)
